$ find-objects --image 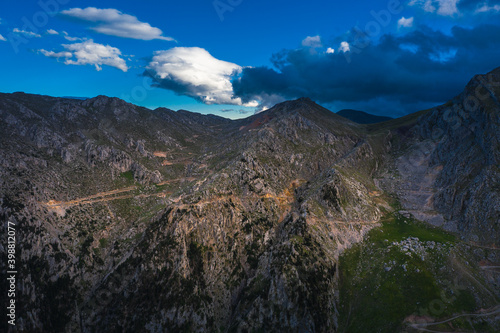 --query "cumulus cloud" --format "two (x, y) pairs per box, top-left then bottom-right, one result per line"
(302, 35), (322, 48)
(436, 0), (460, 15)
(232, 24), (500, 117)
(339, 41), (350, 52)
(46, 29), (59, 35)
(145, 47), (257, 106)
(409, 0), (460, 16)
(61, 7), (174, 41)
(13, 28), (41, 38)
(39, 39), (128, 72)
(398, 17), (414, 28)
(0, 34), (6, 41)
(326, 47), (335, 54)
